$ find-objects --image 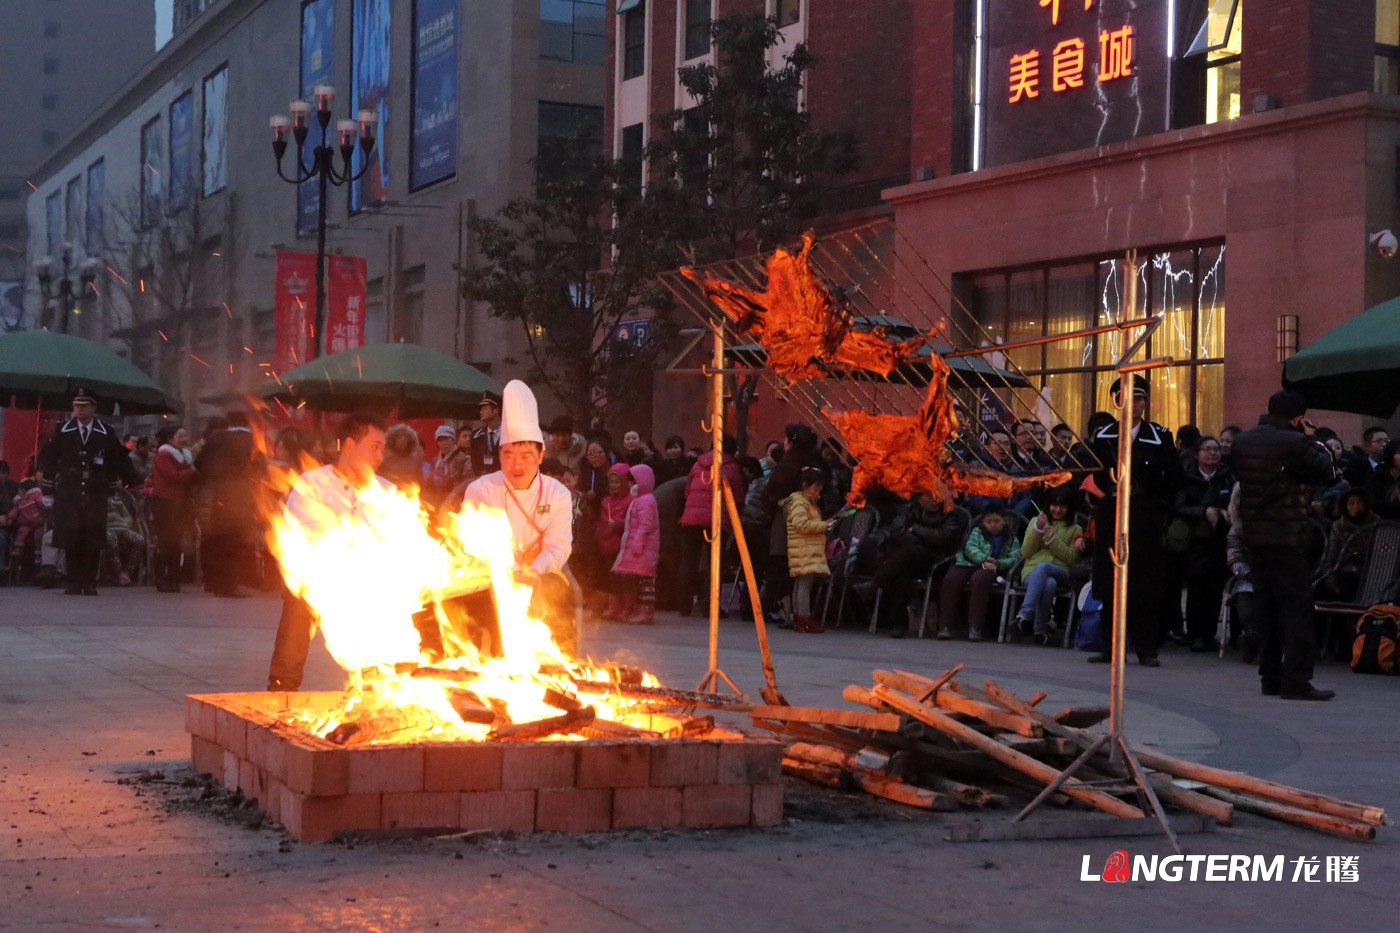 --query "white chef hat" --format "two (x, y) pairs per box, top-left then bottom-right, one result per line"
(498, 380), (544, 446)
